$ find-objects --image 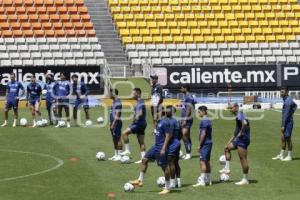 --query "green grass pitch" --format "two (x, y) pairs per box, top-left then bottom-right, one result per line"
(0, 107), (299, 200)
